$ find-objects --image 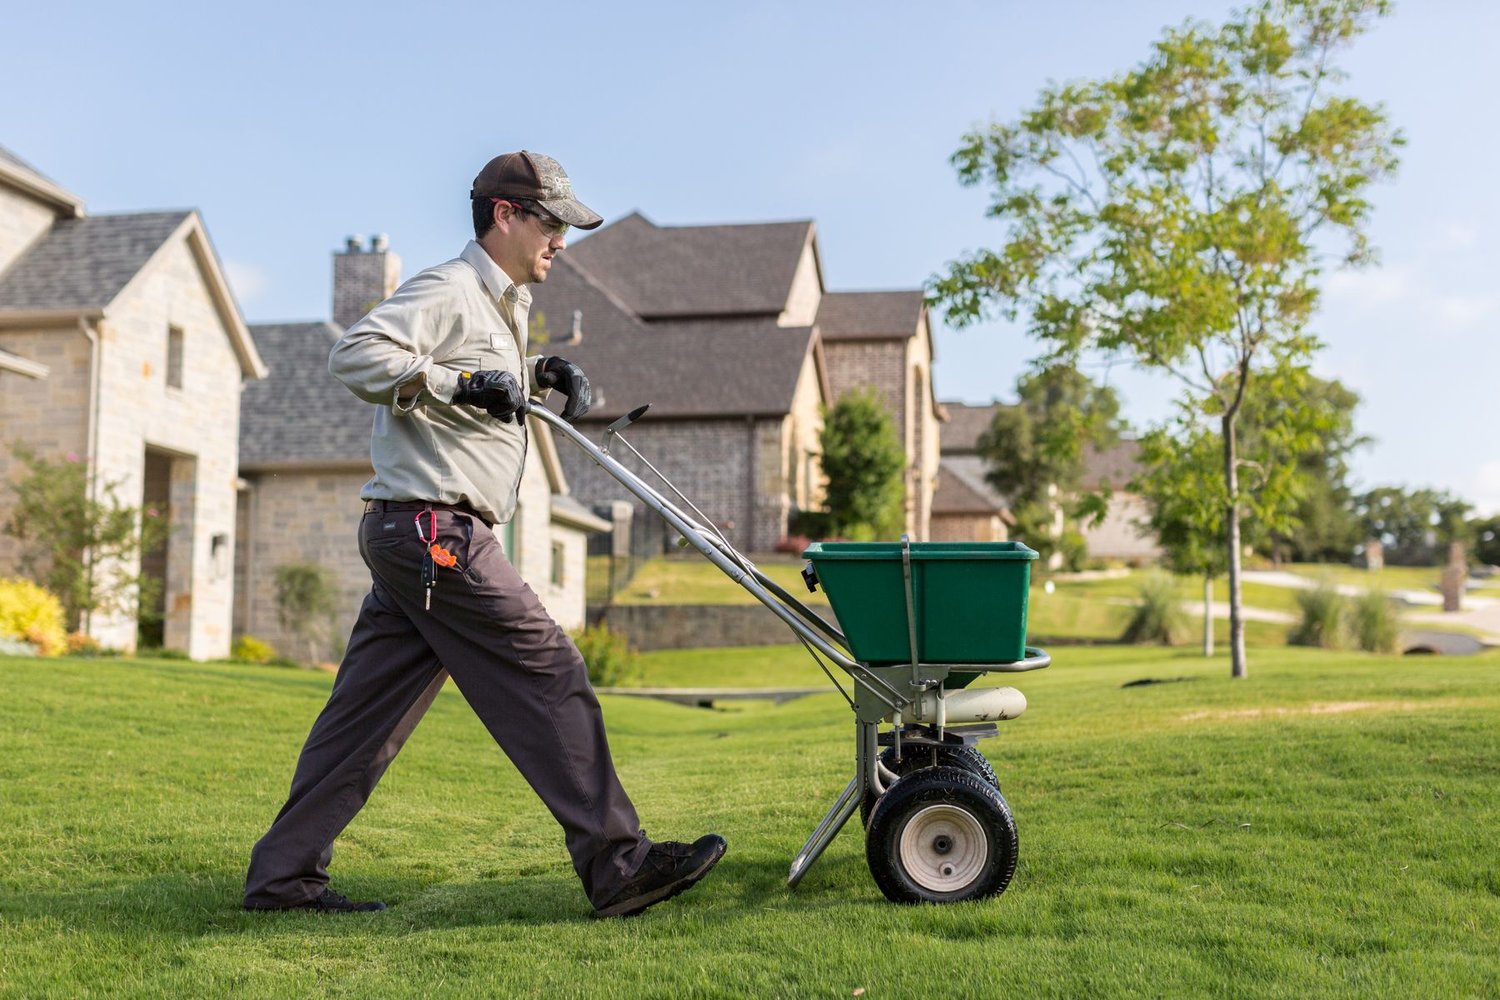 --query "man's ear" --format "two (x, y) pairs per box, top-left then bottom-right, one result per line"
(491, 199), (516, 233)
